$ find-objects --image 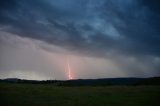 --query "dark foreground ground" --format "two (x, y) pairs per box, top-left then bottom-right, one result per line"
(0, 83), (160, 106)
